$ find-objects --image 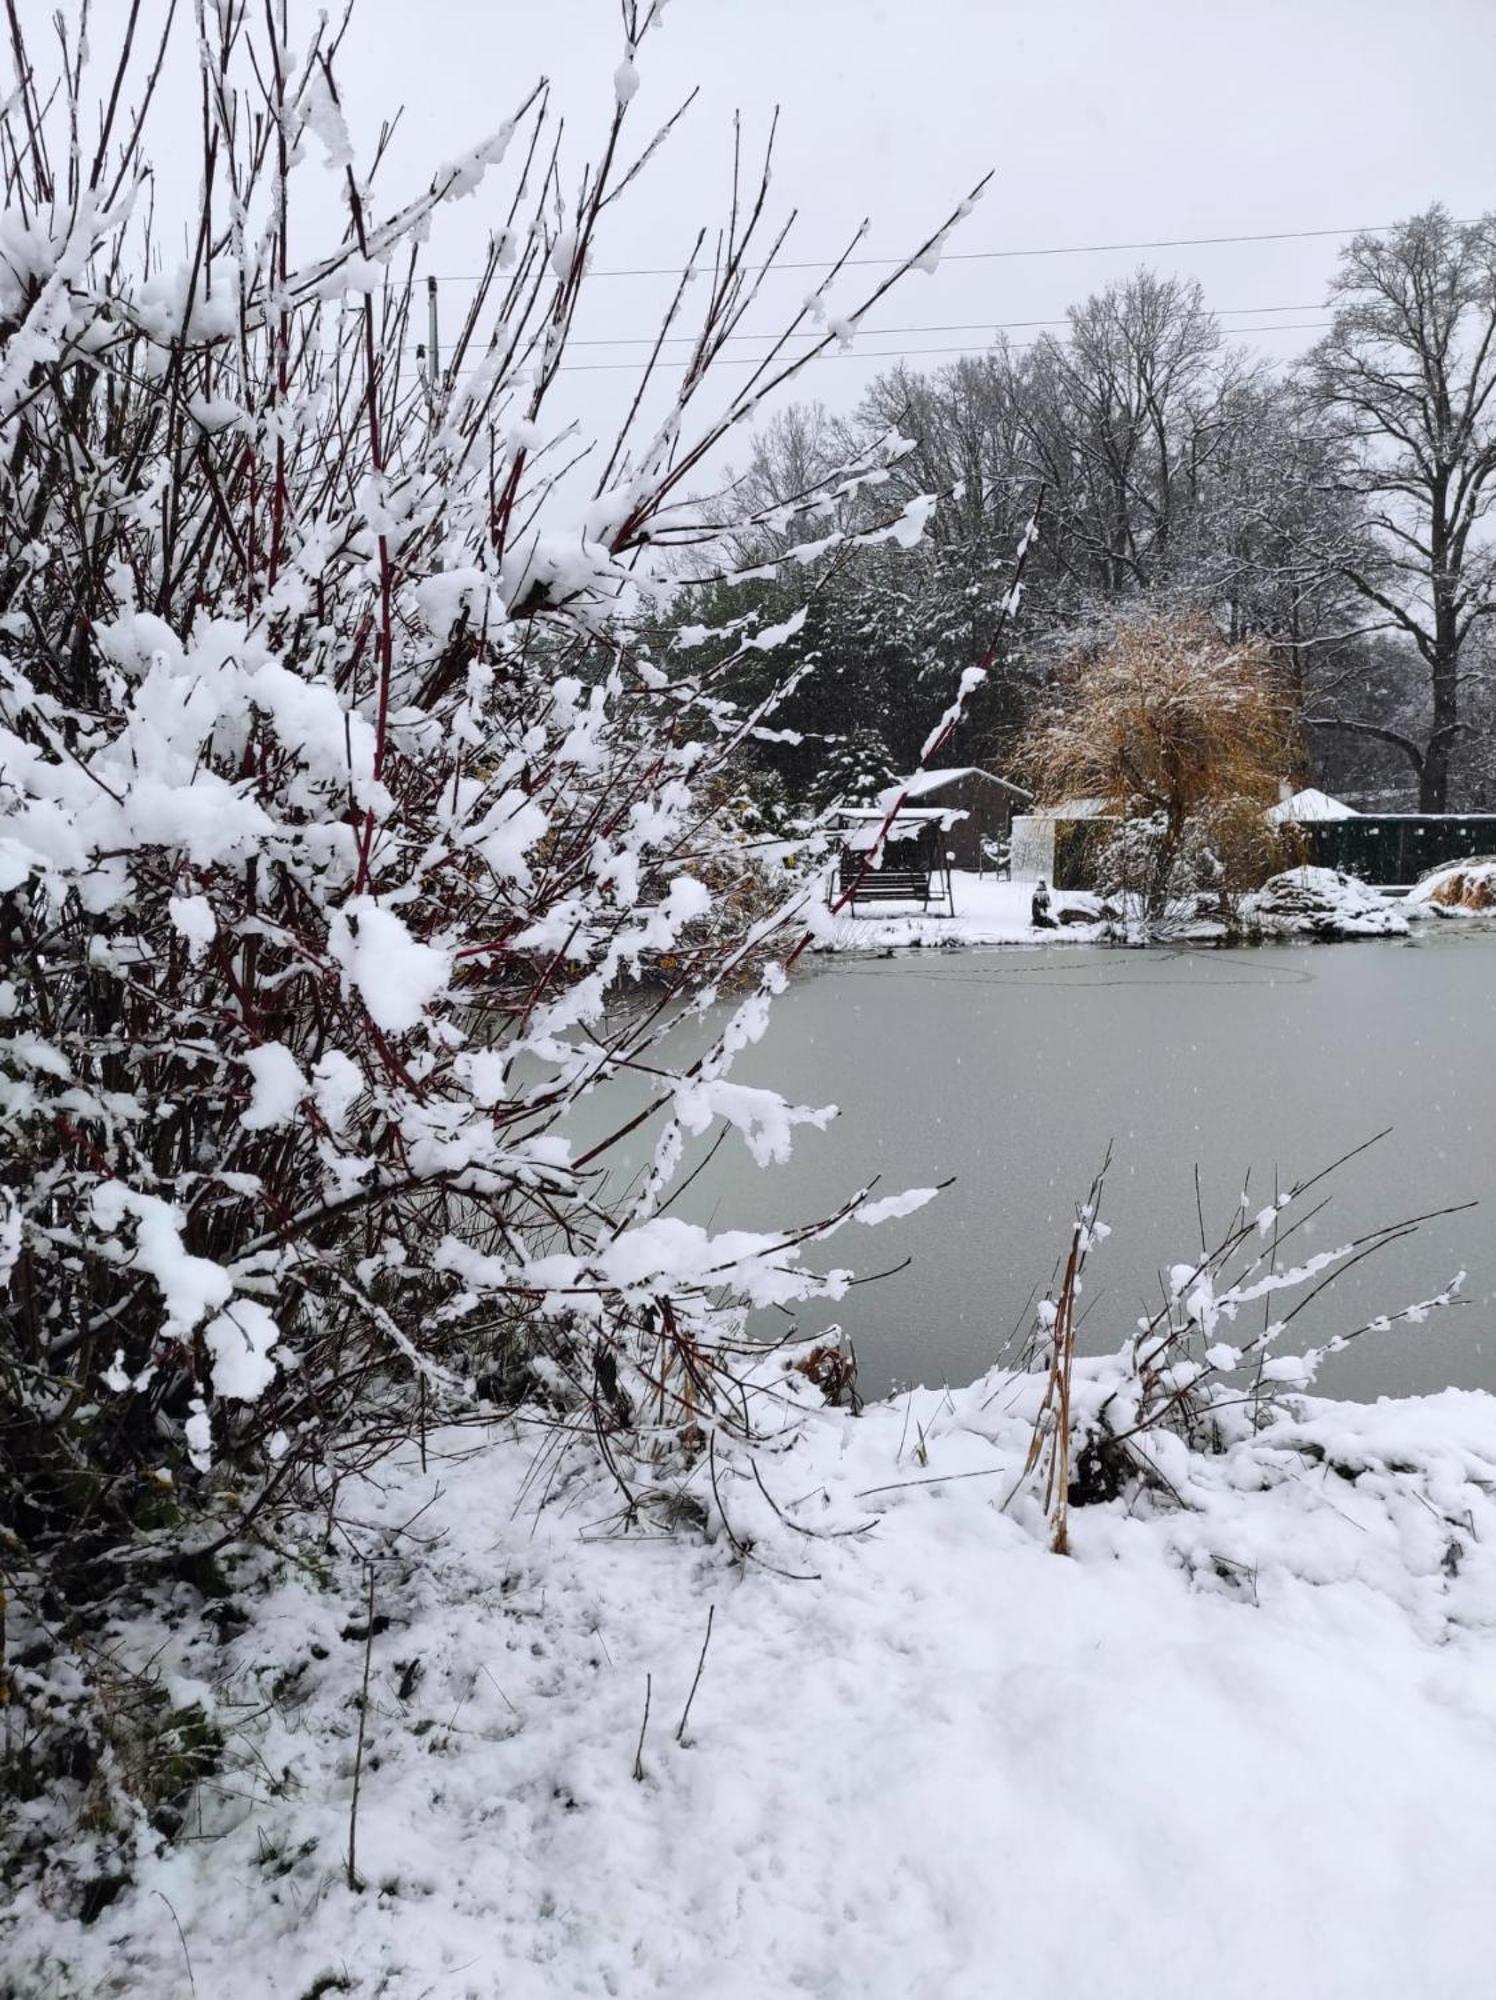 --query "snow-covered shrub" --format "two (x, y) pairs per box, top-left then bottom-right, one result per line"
(1250, 866), (1409, 937)
(1094, 810), (1200, 927)
(1019, 1145), (1462, 1550)
(1406, 857), (1496, 912)
(0, 2), (997, 1862)
(808, 725), (901, 811)
(1096, 794), (1277, 937)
